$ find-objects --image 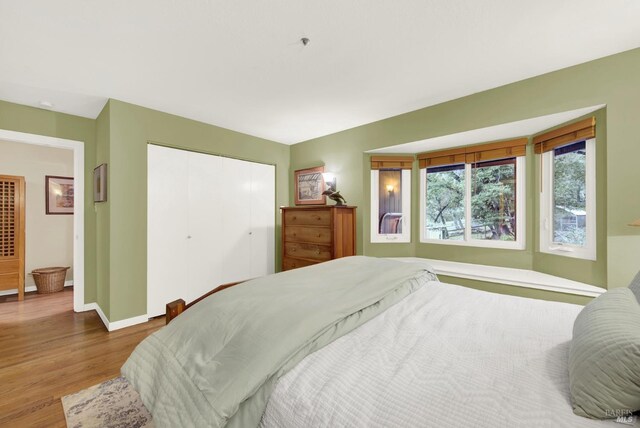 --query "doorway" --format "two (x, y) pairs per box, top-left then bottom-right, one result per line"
(0, 129), (85, 312)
